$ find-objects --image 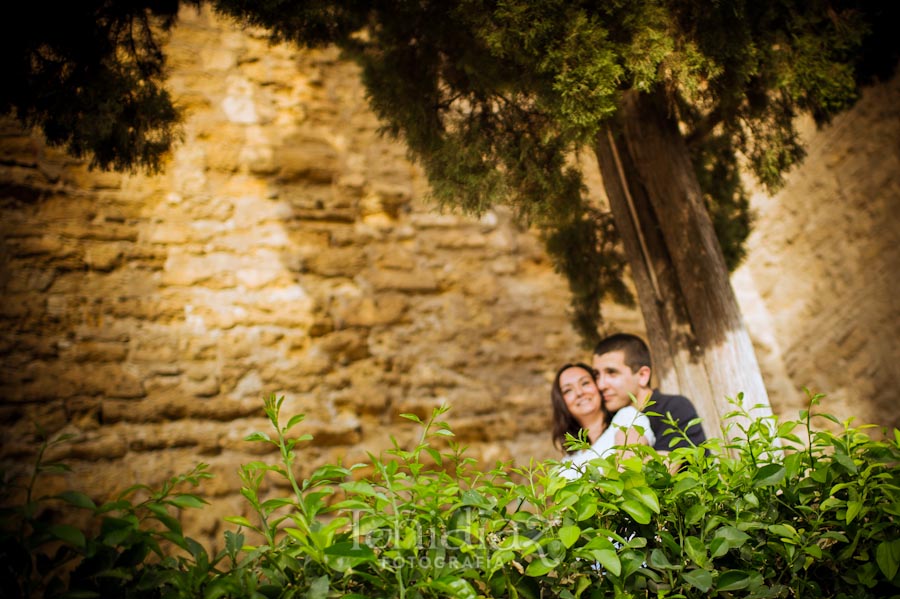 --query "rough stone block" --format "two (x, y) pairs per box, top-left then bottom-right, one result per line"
(366, 268), (439, 293)
(67, 341), (129, 363)
(331, 293), (409, 328)
(19, 364), (84, 401)
(66, 432), (129, 461)
(84, 245), (124, 271)
(101, 368), (147, 399)
(317, 329), (370, 364)
(303, 415), (362, 447)
(306, 247), (367, 277)
(277, 138), (341, 184)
